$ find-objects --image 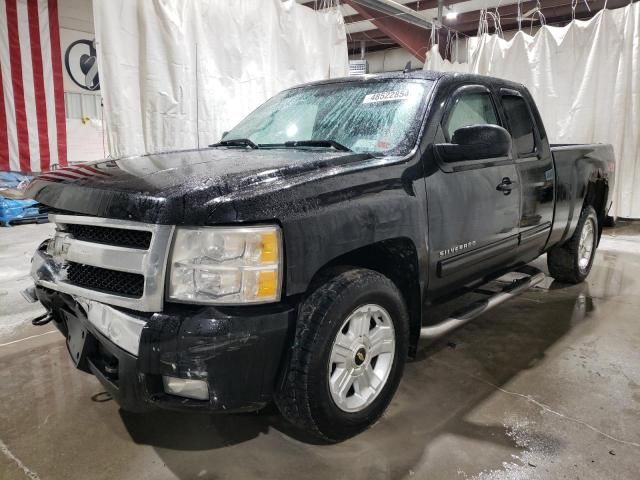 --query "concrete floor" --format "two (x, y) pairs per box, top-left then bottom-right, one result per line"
(1, 222), (639, 480)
